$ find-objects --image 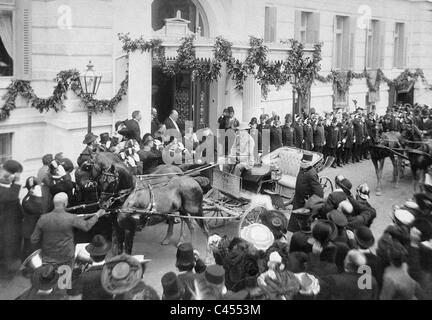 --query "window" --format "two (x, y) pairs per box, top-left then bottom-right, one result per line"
(394, 23), (407, 68)
(365, 19), (385, 69)
(264, 6), (277, 42)
(0, 133), (12, 165)
(295, 10), (320, 45)
(333, 16), (356, 70)
(0, 0), (32, 80)
(0, 10), (13, 77)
